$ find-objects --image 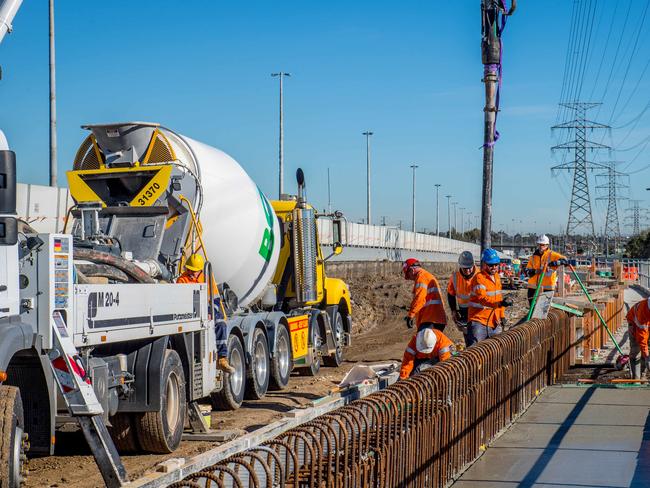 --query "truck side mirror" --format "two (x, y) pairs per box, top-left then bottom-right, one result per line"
(0, 217), (17, 246)
(333, 218), (343, 246)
